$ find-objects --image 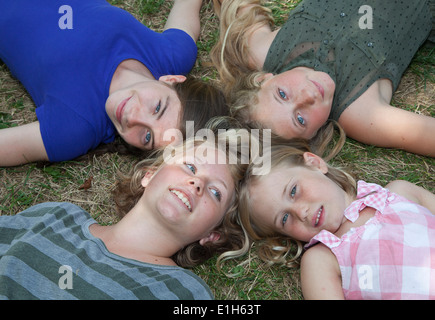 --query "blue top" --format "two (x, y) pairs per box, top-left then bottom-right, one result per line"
(0, 0), (197, 161)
